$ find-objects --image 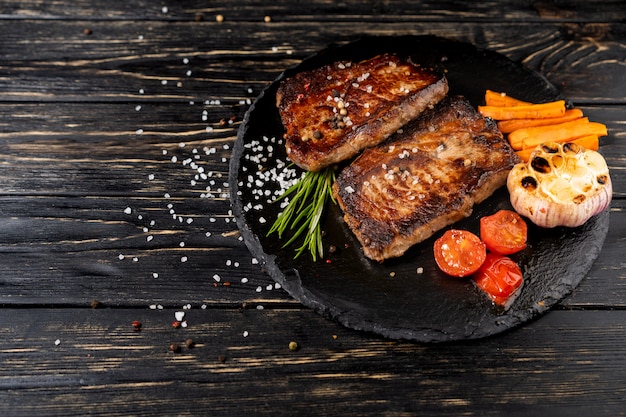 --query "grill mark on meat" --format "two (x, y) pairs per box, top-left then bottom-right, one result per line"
(276, 54), (448, 171)
(333, 96), (520, 261)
